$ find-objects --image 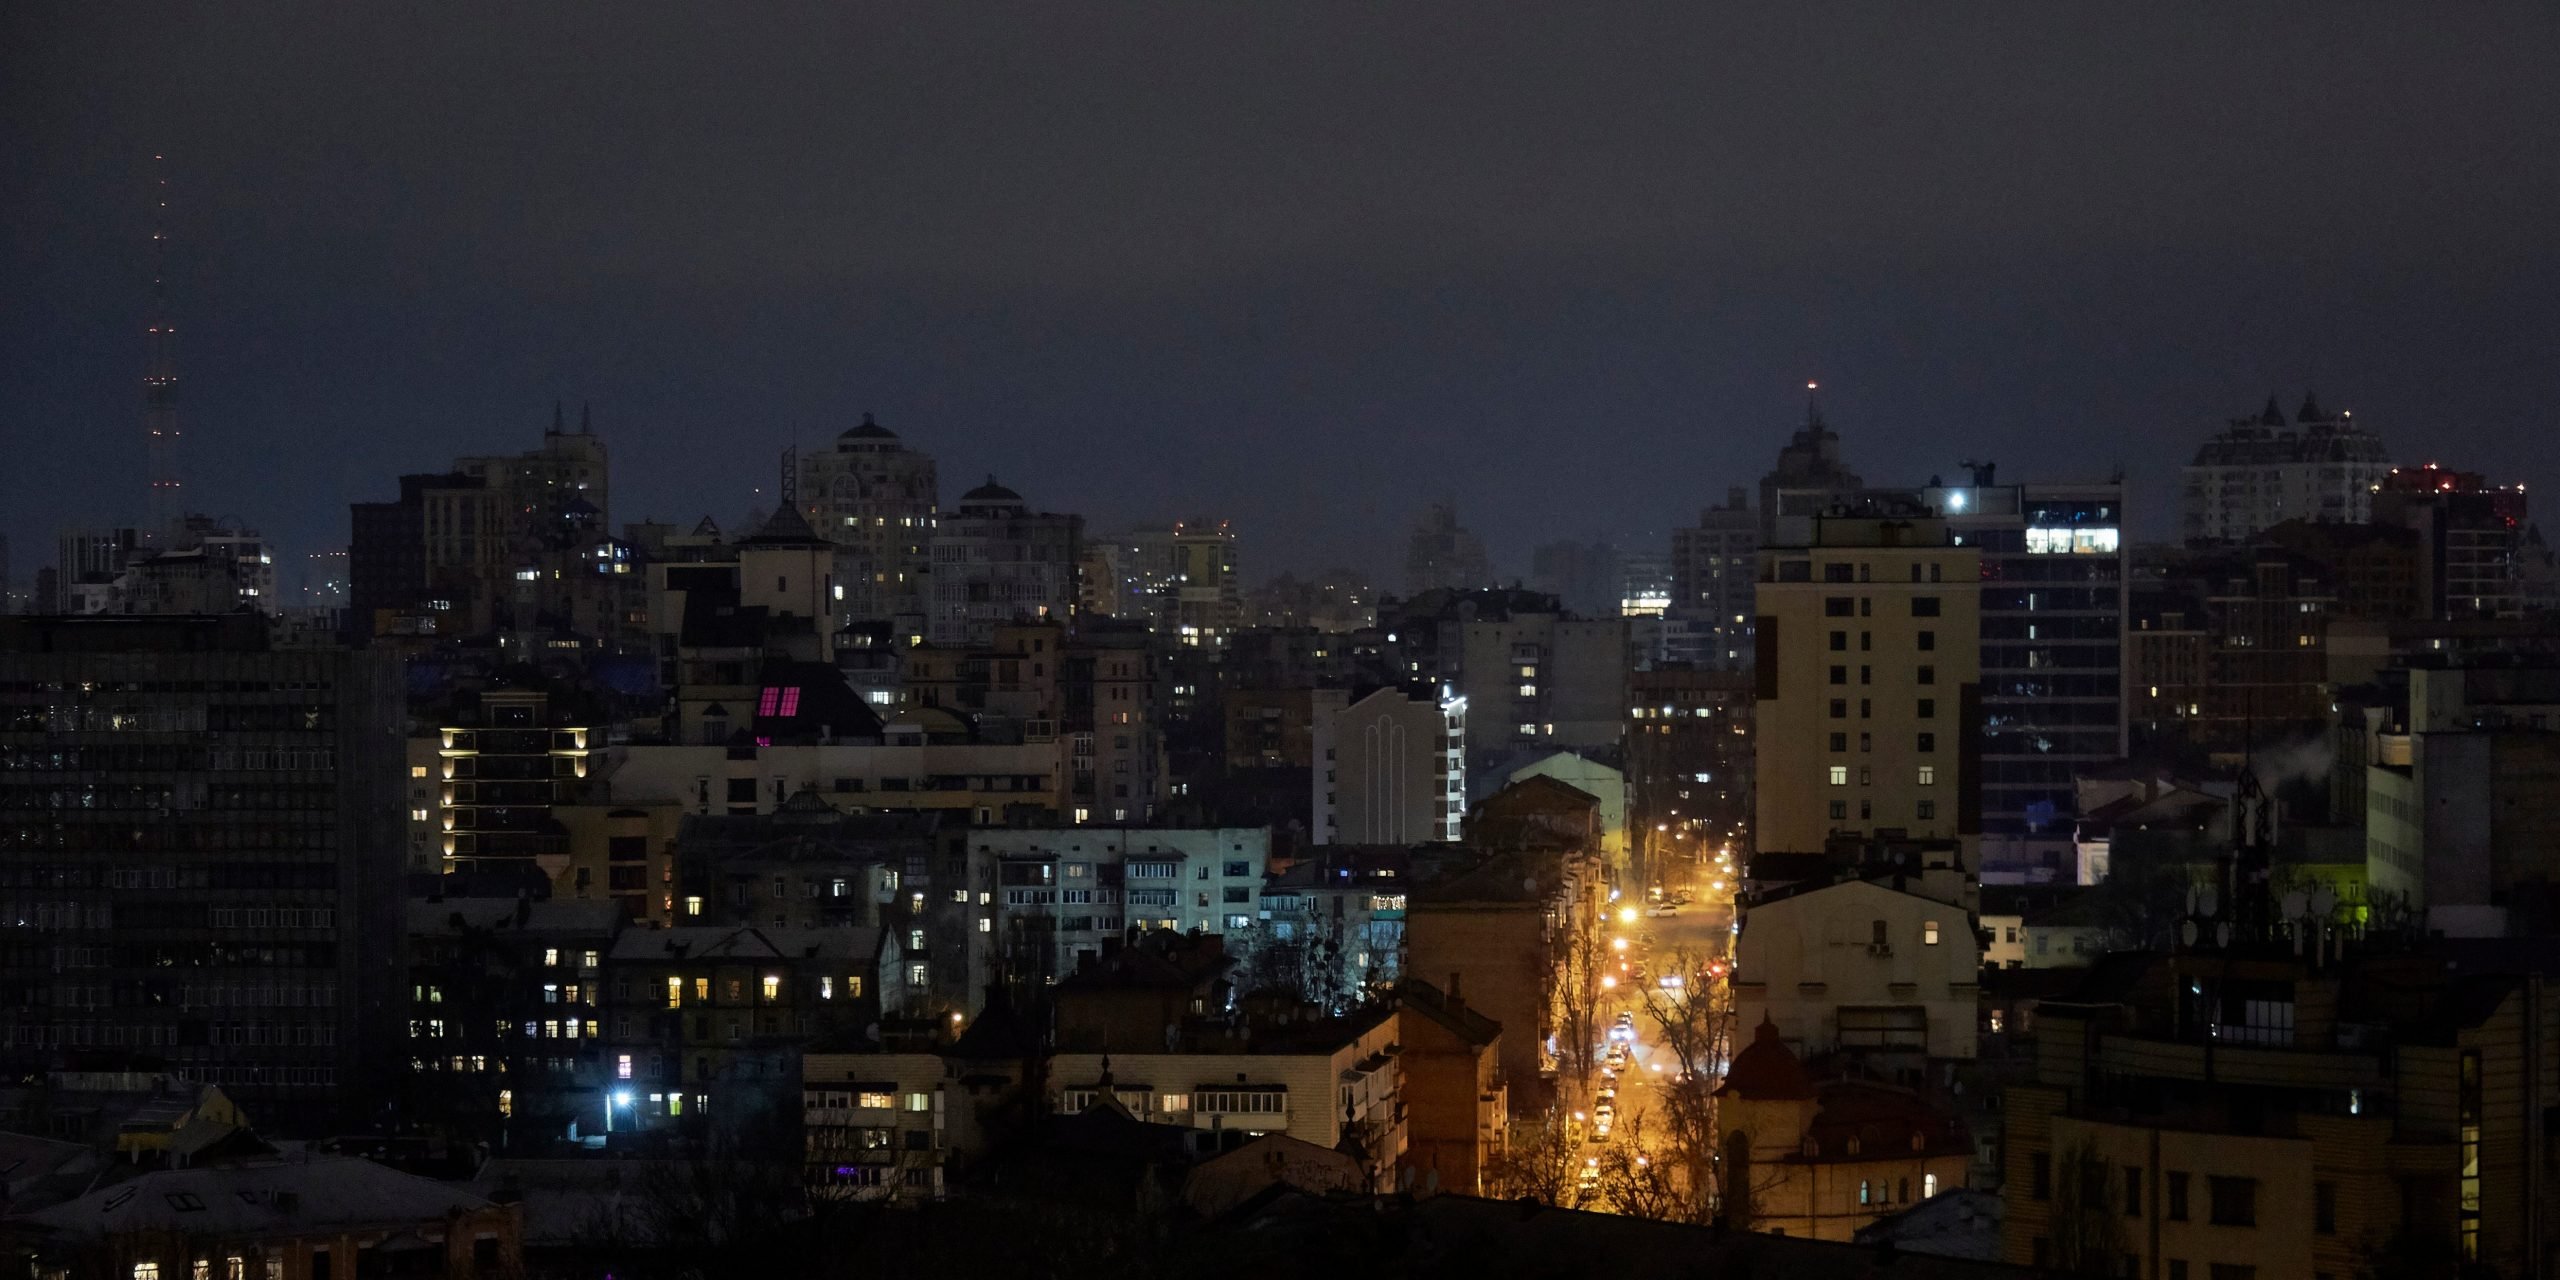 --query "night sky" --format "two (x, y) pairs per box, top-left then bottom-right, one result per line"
(6, 4), (2557, 591)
